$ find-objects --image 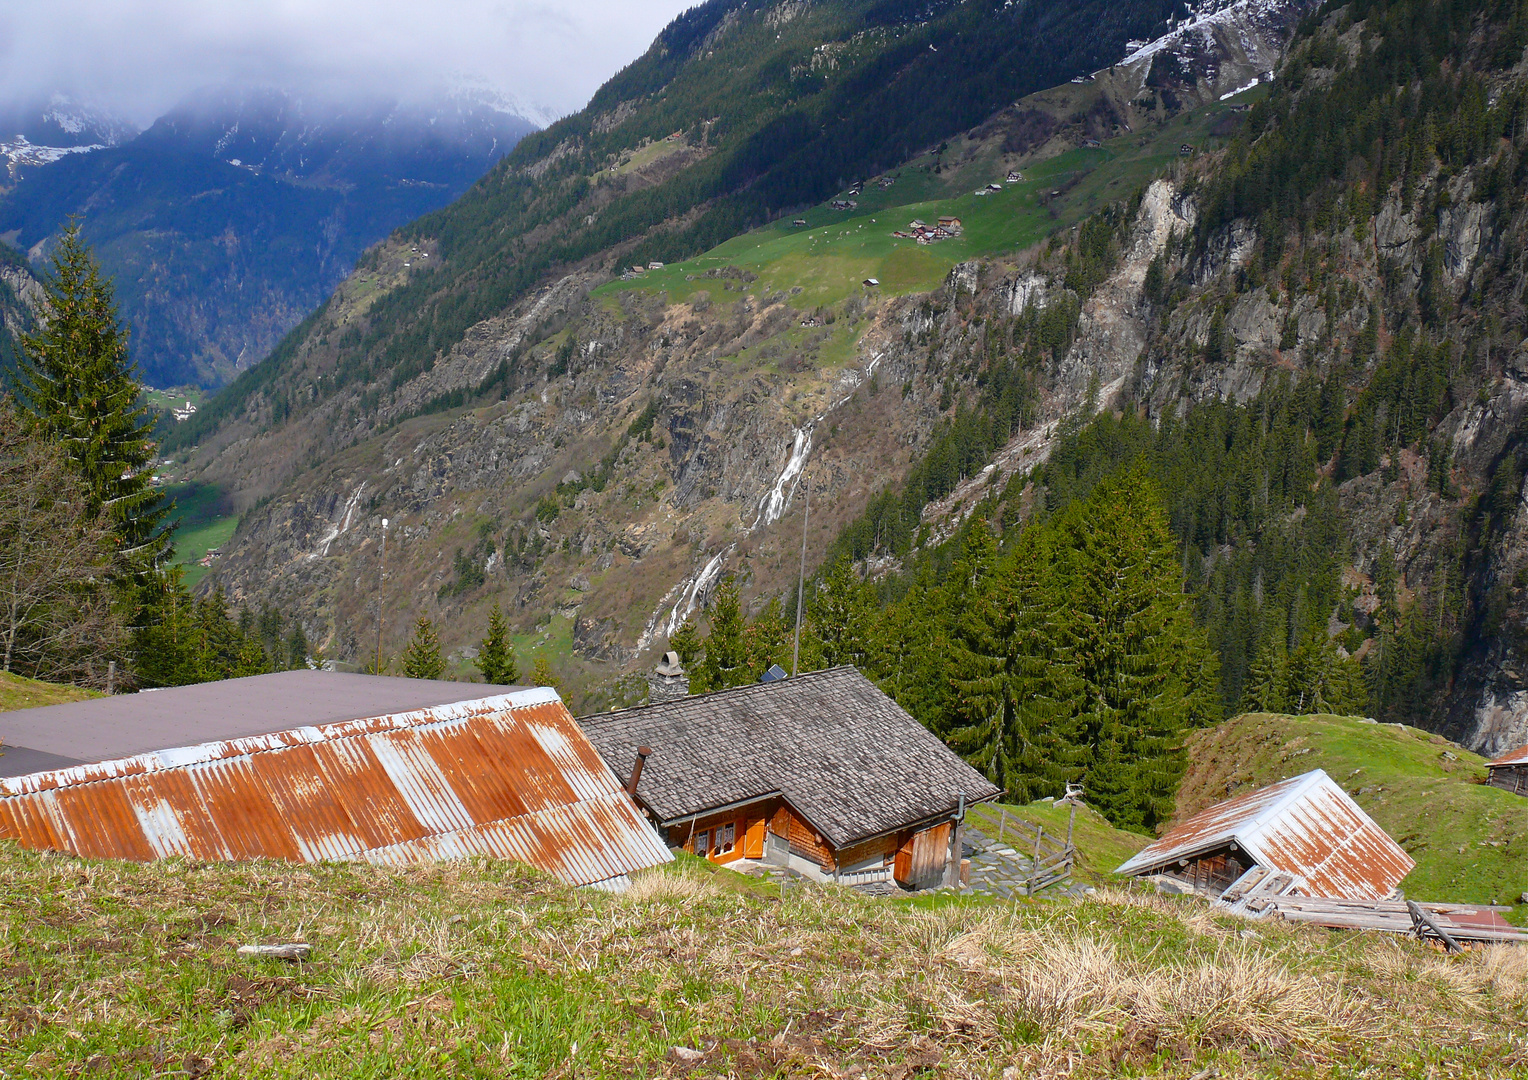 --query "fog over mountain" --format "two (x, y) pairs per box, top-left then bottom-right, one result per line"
(0, 0), (696, 125)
